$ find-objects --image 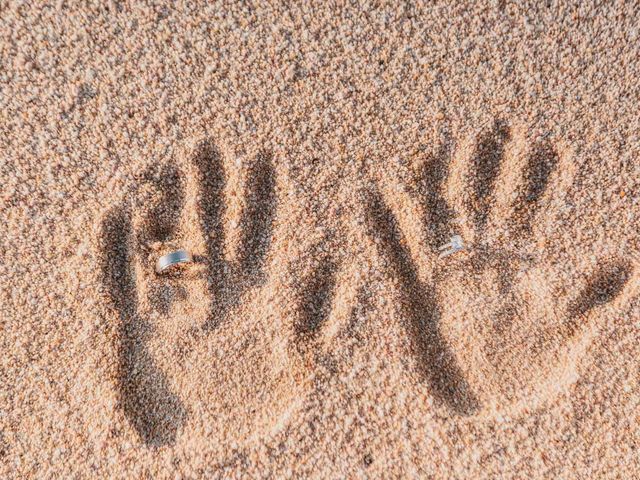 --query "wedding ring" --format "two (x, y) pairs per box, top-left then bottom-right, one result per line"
(155, 249), (194, 274)
(438, 235), (464, 258)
